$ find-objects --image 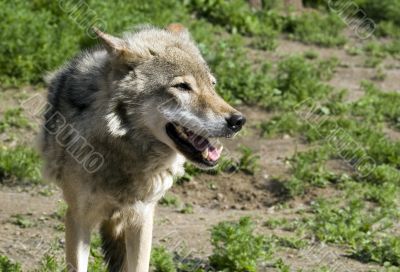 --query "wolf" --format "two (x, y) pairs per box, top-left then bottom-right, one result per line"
(38, 24), (245, 272)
